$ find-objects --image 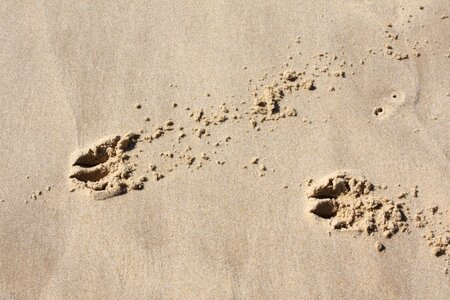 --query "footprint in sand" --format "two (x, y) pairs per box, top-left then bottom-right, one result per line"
(68, 132), (144, 200)
(306, 170), (408, 238)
